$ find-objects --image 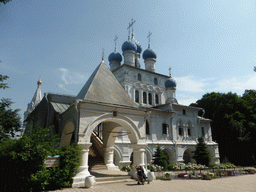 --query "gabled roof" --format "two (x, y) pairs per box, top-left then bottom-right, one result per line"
(76, 61), (138, 108)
